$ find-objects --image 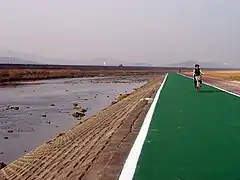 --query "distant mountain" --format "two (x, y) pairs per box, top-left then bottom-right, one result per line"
(0, 49), (158, 66)
(87, 57), (122, 66)
(0, 49), (70, 64)
(131, 62), (155, 66)
(165, 61), (232, 69)
(0, 49), (74, 65)
(0, 49), (45, 63)
(0, 57), (39, 64)
(81, 57), (155, 66)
